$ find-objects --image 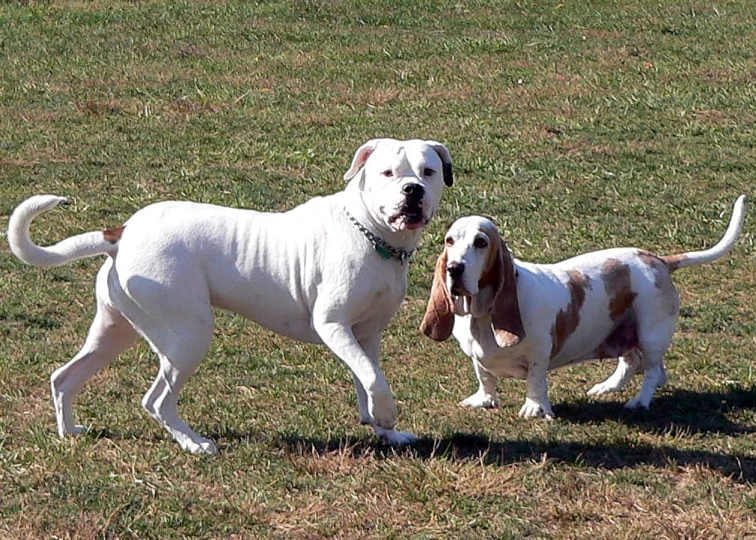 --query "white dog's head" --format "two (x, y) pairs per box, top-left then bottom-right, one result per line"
(344, 138), (453, 232)
(420, 216), (525, 348)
